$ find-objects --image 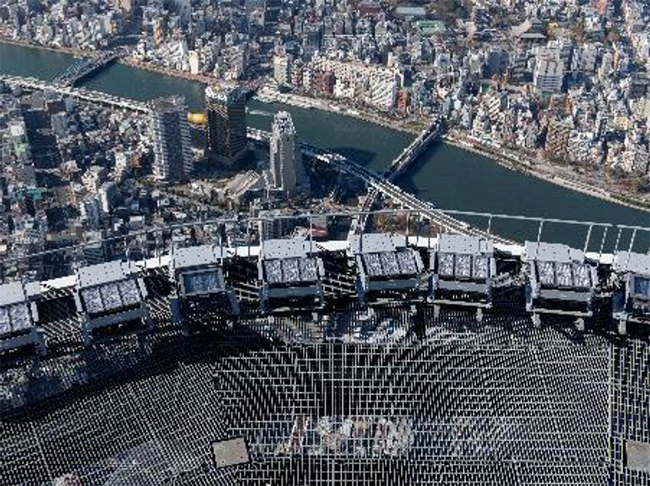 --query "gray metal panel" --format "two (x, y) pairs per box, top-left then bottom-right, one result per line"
(396, 250), (419, 275)
(538, 288), (592, 302)
(0, 282), (27, 307)
(78, 261), (131, 288)
(438, 234), (493, 255)
(0, 329), (41, 352)
(212, 437), (250, 469)
(172, 245), (225, 271)
(363, 253), (384, 277)
(261, 238), (311, 259)
(625, 440), (650, 473)
(264, 260), (283, 284)
(367, 276), (420, 292)
(282, 258), (301, 283)
(266, 284), (320, 299)
(298, 257), (319, 282)
(613, 251), (650, 275)
(349, 233), (405, 255)
(524, 241), (584, 263)
(24, 282), (41, 299)
(180, 268), (225, 295)
(86, 306), (147, 330)
(437, 279), (489, 294)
